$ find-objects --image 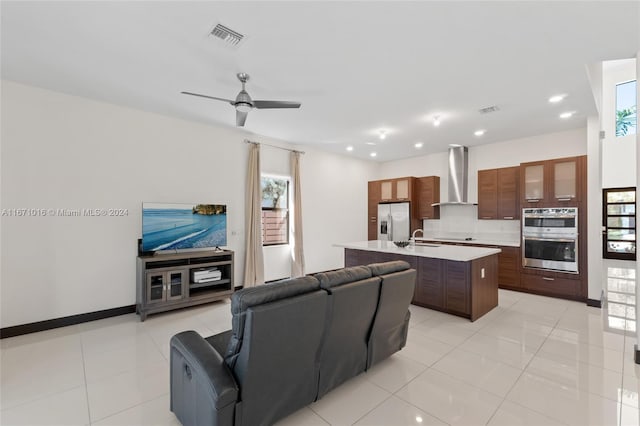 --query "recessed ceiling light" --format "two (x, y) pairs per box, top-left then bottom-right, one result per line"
(379, 130), (387, 140)
(414, 142), (424, 148)
(549, 94), (566, 103)
(346, 146), (354, 152)
(366, 142), (376, 146)
(370, 152), (377, 157)
(559, 111), (575, 119)
(474, 129), (486, 136)
(416, 416), (423, 424)
(433, 115), (441, 127)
